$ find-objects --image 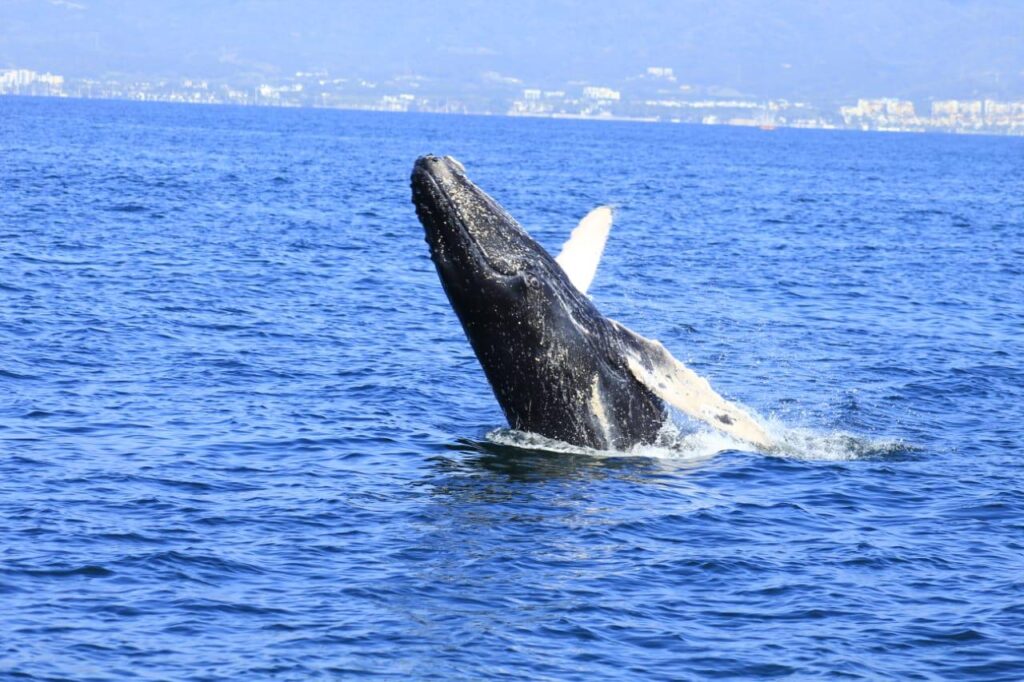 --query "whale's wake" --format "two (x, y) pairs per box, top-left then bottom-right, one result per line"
(486, 414), (914, 463)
